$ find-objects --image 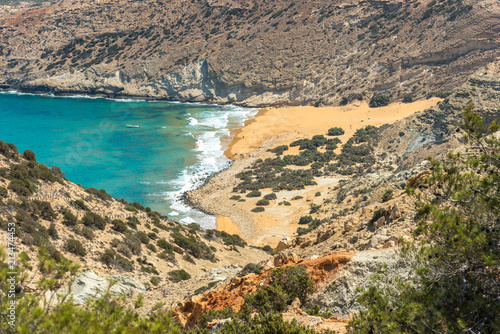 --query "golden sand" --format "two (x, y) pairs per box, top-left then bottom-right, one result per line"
(214, 98), (442, 246)
(216, 216), (241, 236)
(224, 98), (442, 159)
